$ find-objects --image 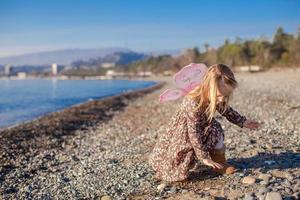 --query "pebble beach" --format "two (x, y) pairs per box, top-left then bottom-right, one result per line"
(0, 69), (300, 200)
